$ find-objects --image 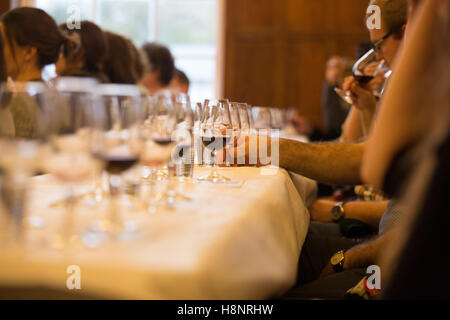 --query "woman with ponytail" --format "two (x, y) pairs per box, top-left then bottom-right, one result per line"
(0, 7), (65, 137)
(56, 20), (109, 83)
